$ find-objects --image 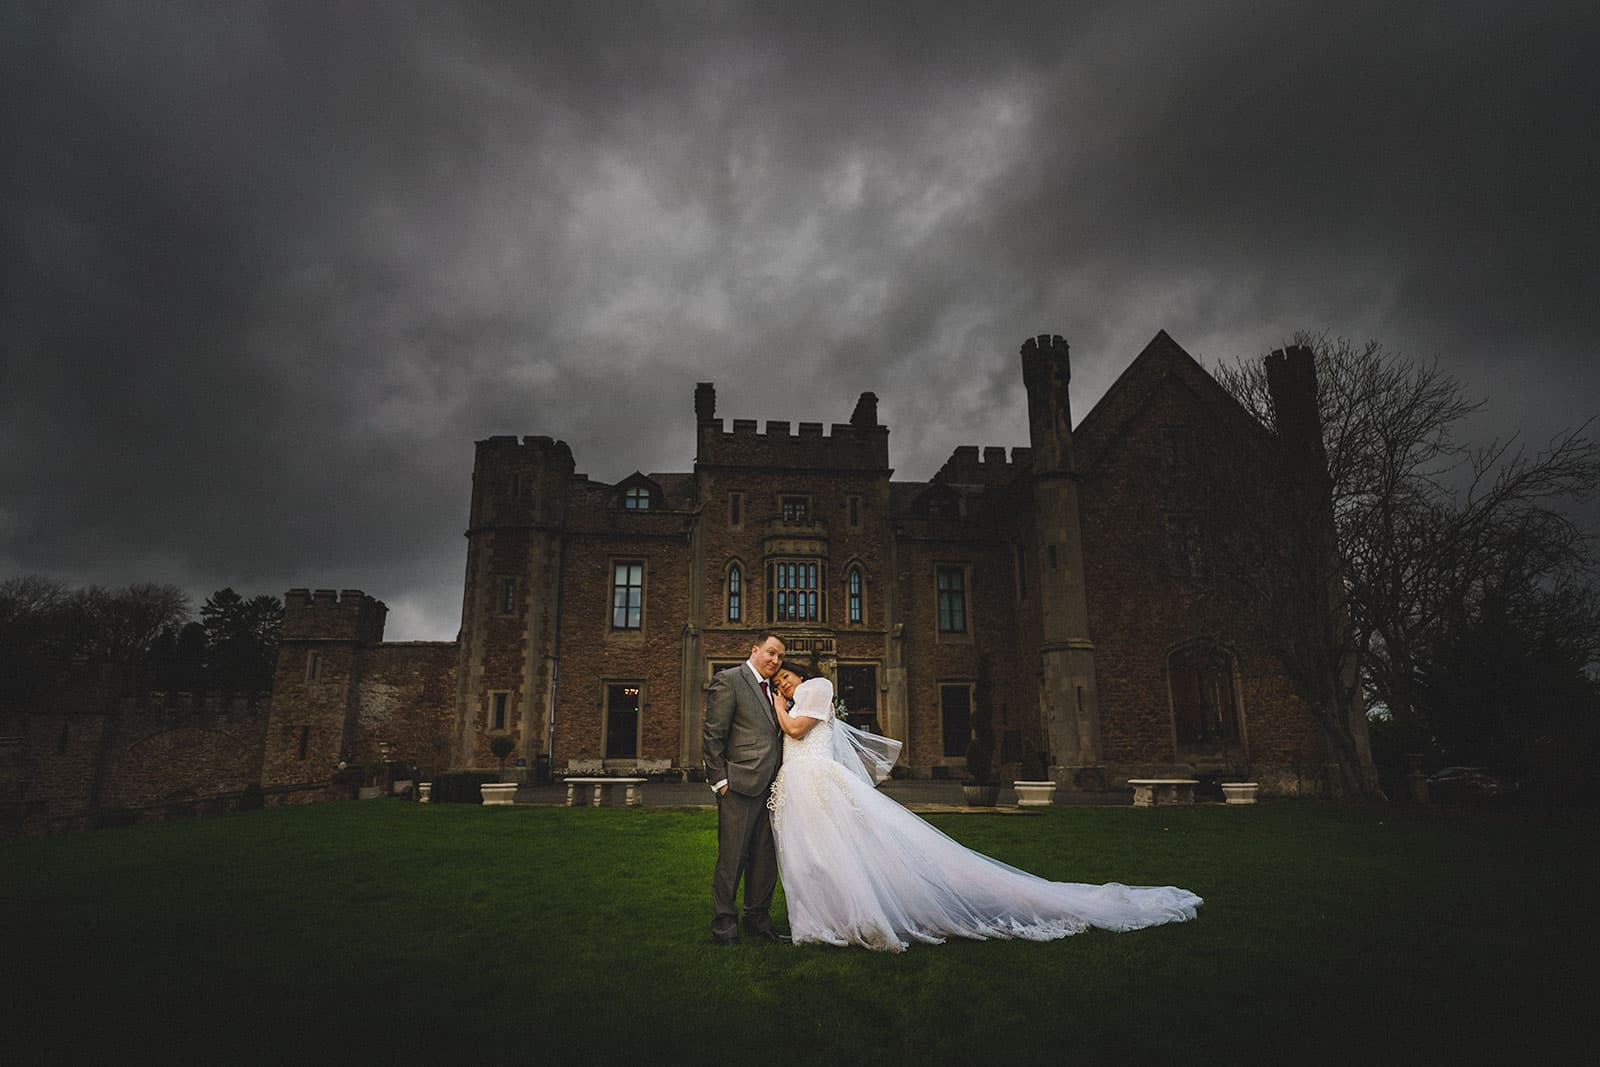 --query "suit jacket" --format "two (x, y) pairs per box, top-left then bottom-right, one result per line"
(702, 664), (782, 796)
